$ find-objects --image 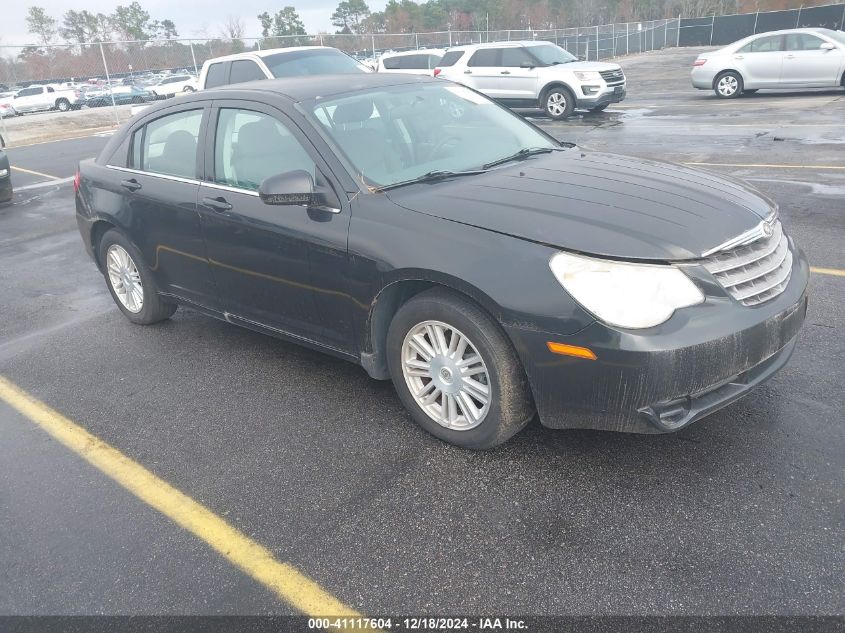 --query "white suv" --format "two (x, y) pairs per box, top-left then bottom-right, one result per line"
(435, 41), (626, 120)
